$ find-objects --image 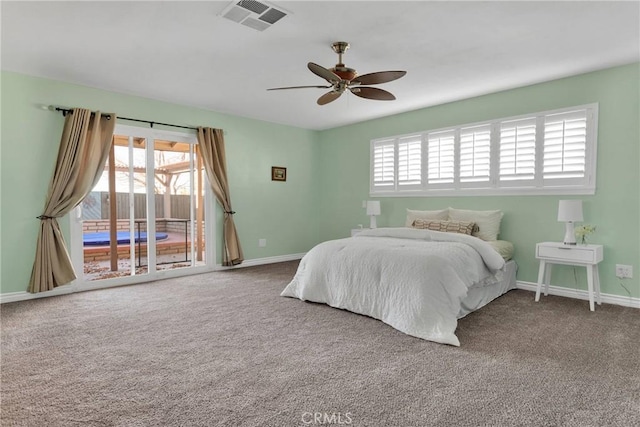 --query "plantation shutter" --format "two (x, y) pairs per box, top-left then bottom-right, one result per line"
(459, 124), (491, 183)
(543, 109), (588, 180)
(397, 135), (422, 187)
(499, 117), (537, 182)
(371, 139), (395, 190)
(369, 103), (596, 196)
(427, 131), (455, 185)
